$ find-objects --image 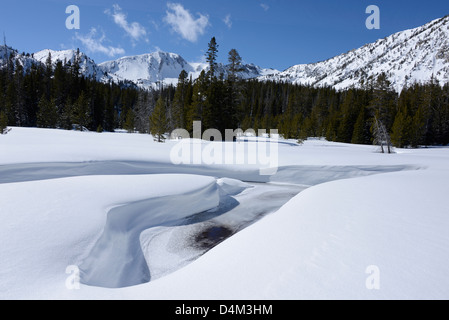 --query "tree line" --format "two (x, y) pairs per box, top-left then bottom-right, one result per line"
(1, 39), (449, 147)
